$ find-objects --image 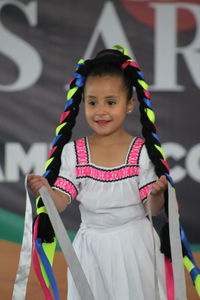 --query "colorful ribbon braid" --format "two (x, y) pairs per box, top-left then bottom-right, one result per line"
(33, 59), (85, 299)
(115, 45), (200, 297)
